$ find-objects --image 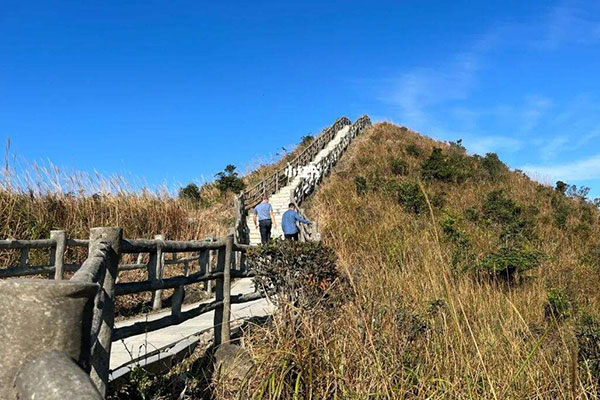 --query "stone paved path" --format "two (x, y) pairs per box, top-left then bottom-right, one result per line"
(109, 277), (273, 372)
